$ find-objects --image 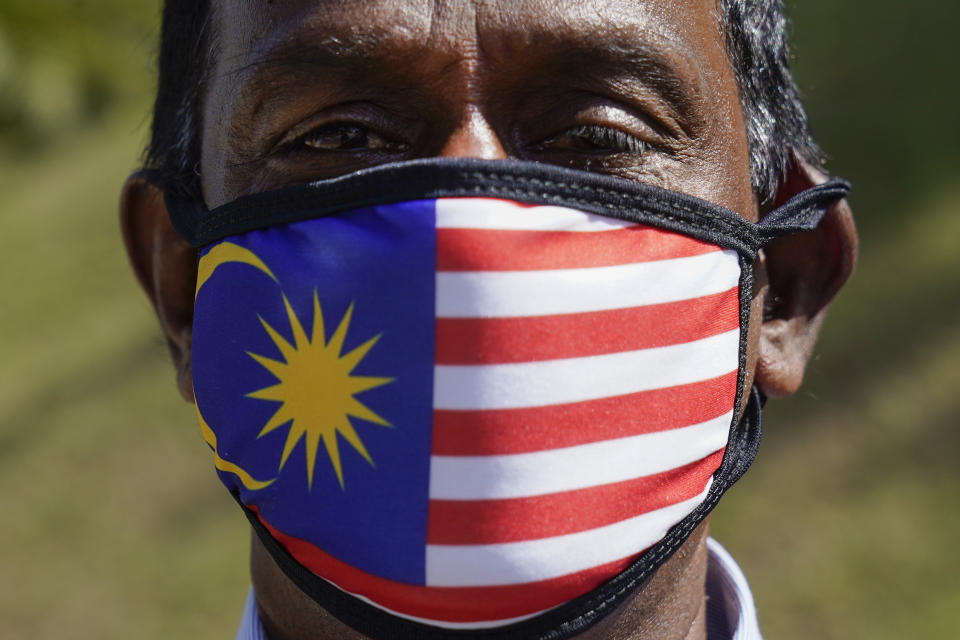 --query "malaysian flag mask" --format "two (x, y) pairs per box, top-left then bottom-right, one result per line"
(166, 159), (849, 639)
